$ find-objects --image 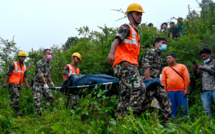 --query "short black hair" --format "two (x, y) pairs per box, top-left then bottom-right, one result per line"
(44, 49), (51, 54)
(199, 48), (211, 55)
(148, 23), (153, 27)
(153, 37), (167, 47)
(161, 22), (168, 27)
(167, 53), (176, 58)
(177, 17), (183, 21)
(170, 22), (175, 25)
